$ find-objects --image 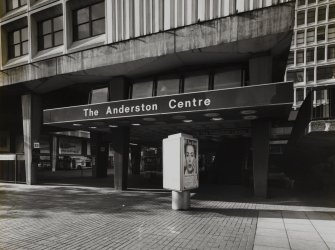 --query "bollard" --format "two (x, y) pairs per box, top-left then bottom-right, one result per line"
(172, 190), (190, 210)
